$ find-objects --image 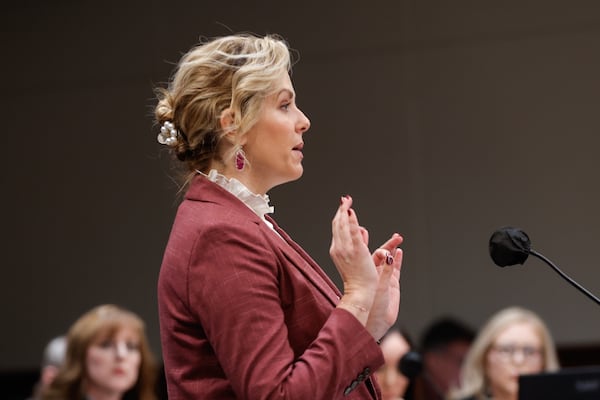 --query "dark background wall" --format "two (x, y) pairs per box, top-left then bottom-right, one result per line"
(3, 0), (600, 374)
